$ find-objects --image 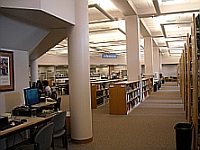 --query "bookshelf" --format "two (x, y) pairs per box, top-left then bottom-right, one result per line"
(148, 77), (154, 94)
(186, 34), (192, 123)
(109, 80), (140, 115)
(142, 75), (154, 94)
(142, 78), (150, 100)
(179, 14), (199, 149)
(91, 81), (109, 109)
(191, 14), (199, 149)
